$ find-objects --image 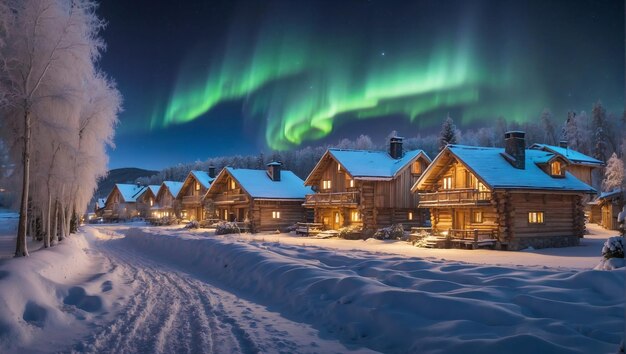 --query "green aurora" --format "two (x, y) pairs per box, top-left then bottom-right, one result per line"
(147, 2), (620, 151)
